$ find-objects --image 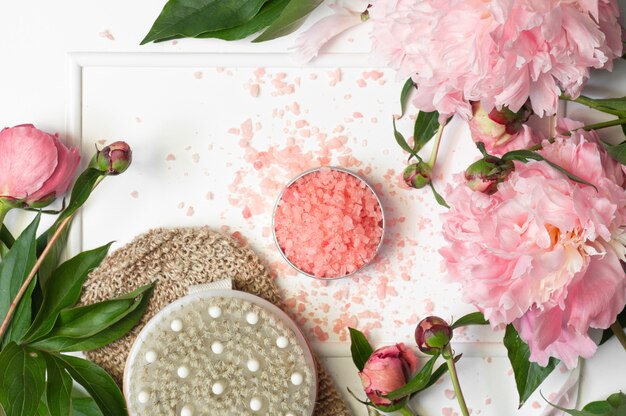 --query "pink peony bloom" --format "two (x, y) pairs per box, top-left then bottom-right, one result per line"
(293, 0), (369, 63)
(441, 122), (626, 368)
(370, 0), (623, 118)
(0, 124), (80, 207)
(358, 343), (418, 406)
